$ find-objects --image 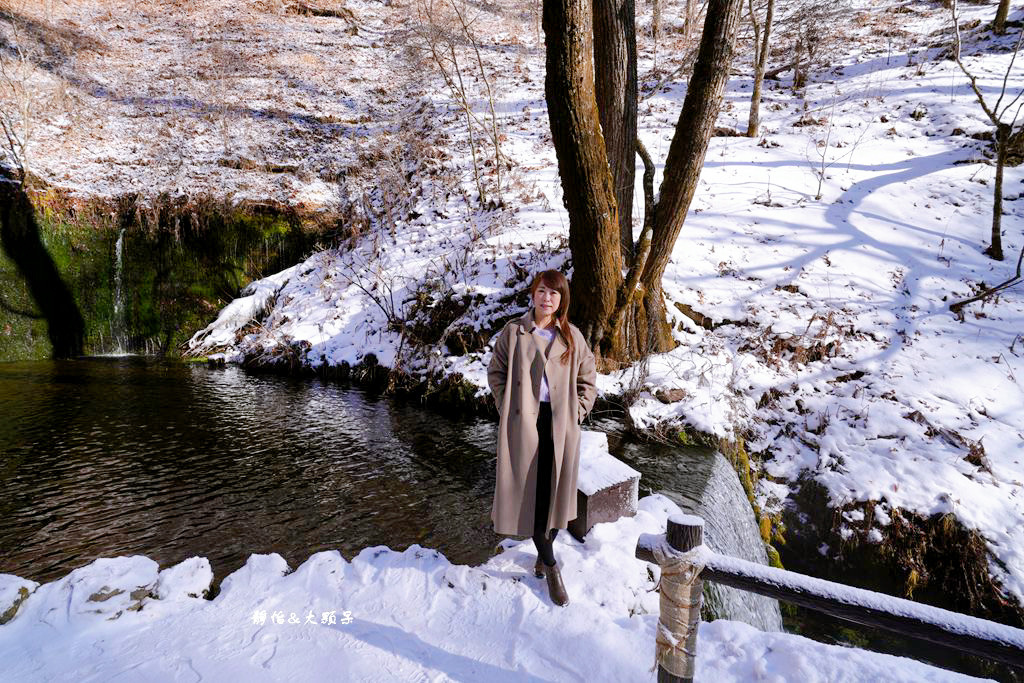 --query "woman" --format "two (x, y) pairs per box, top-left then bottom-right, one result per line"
(486, 270), (597, 607)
